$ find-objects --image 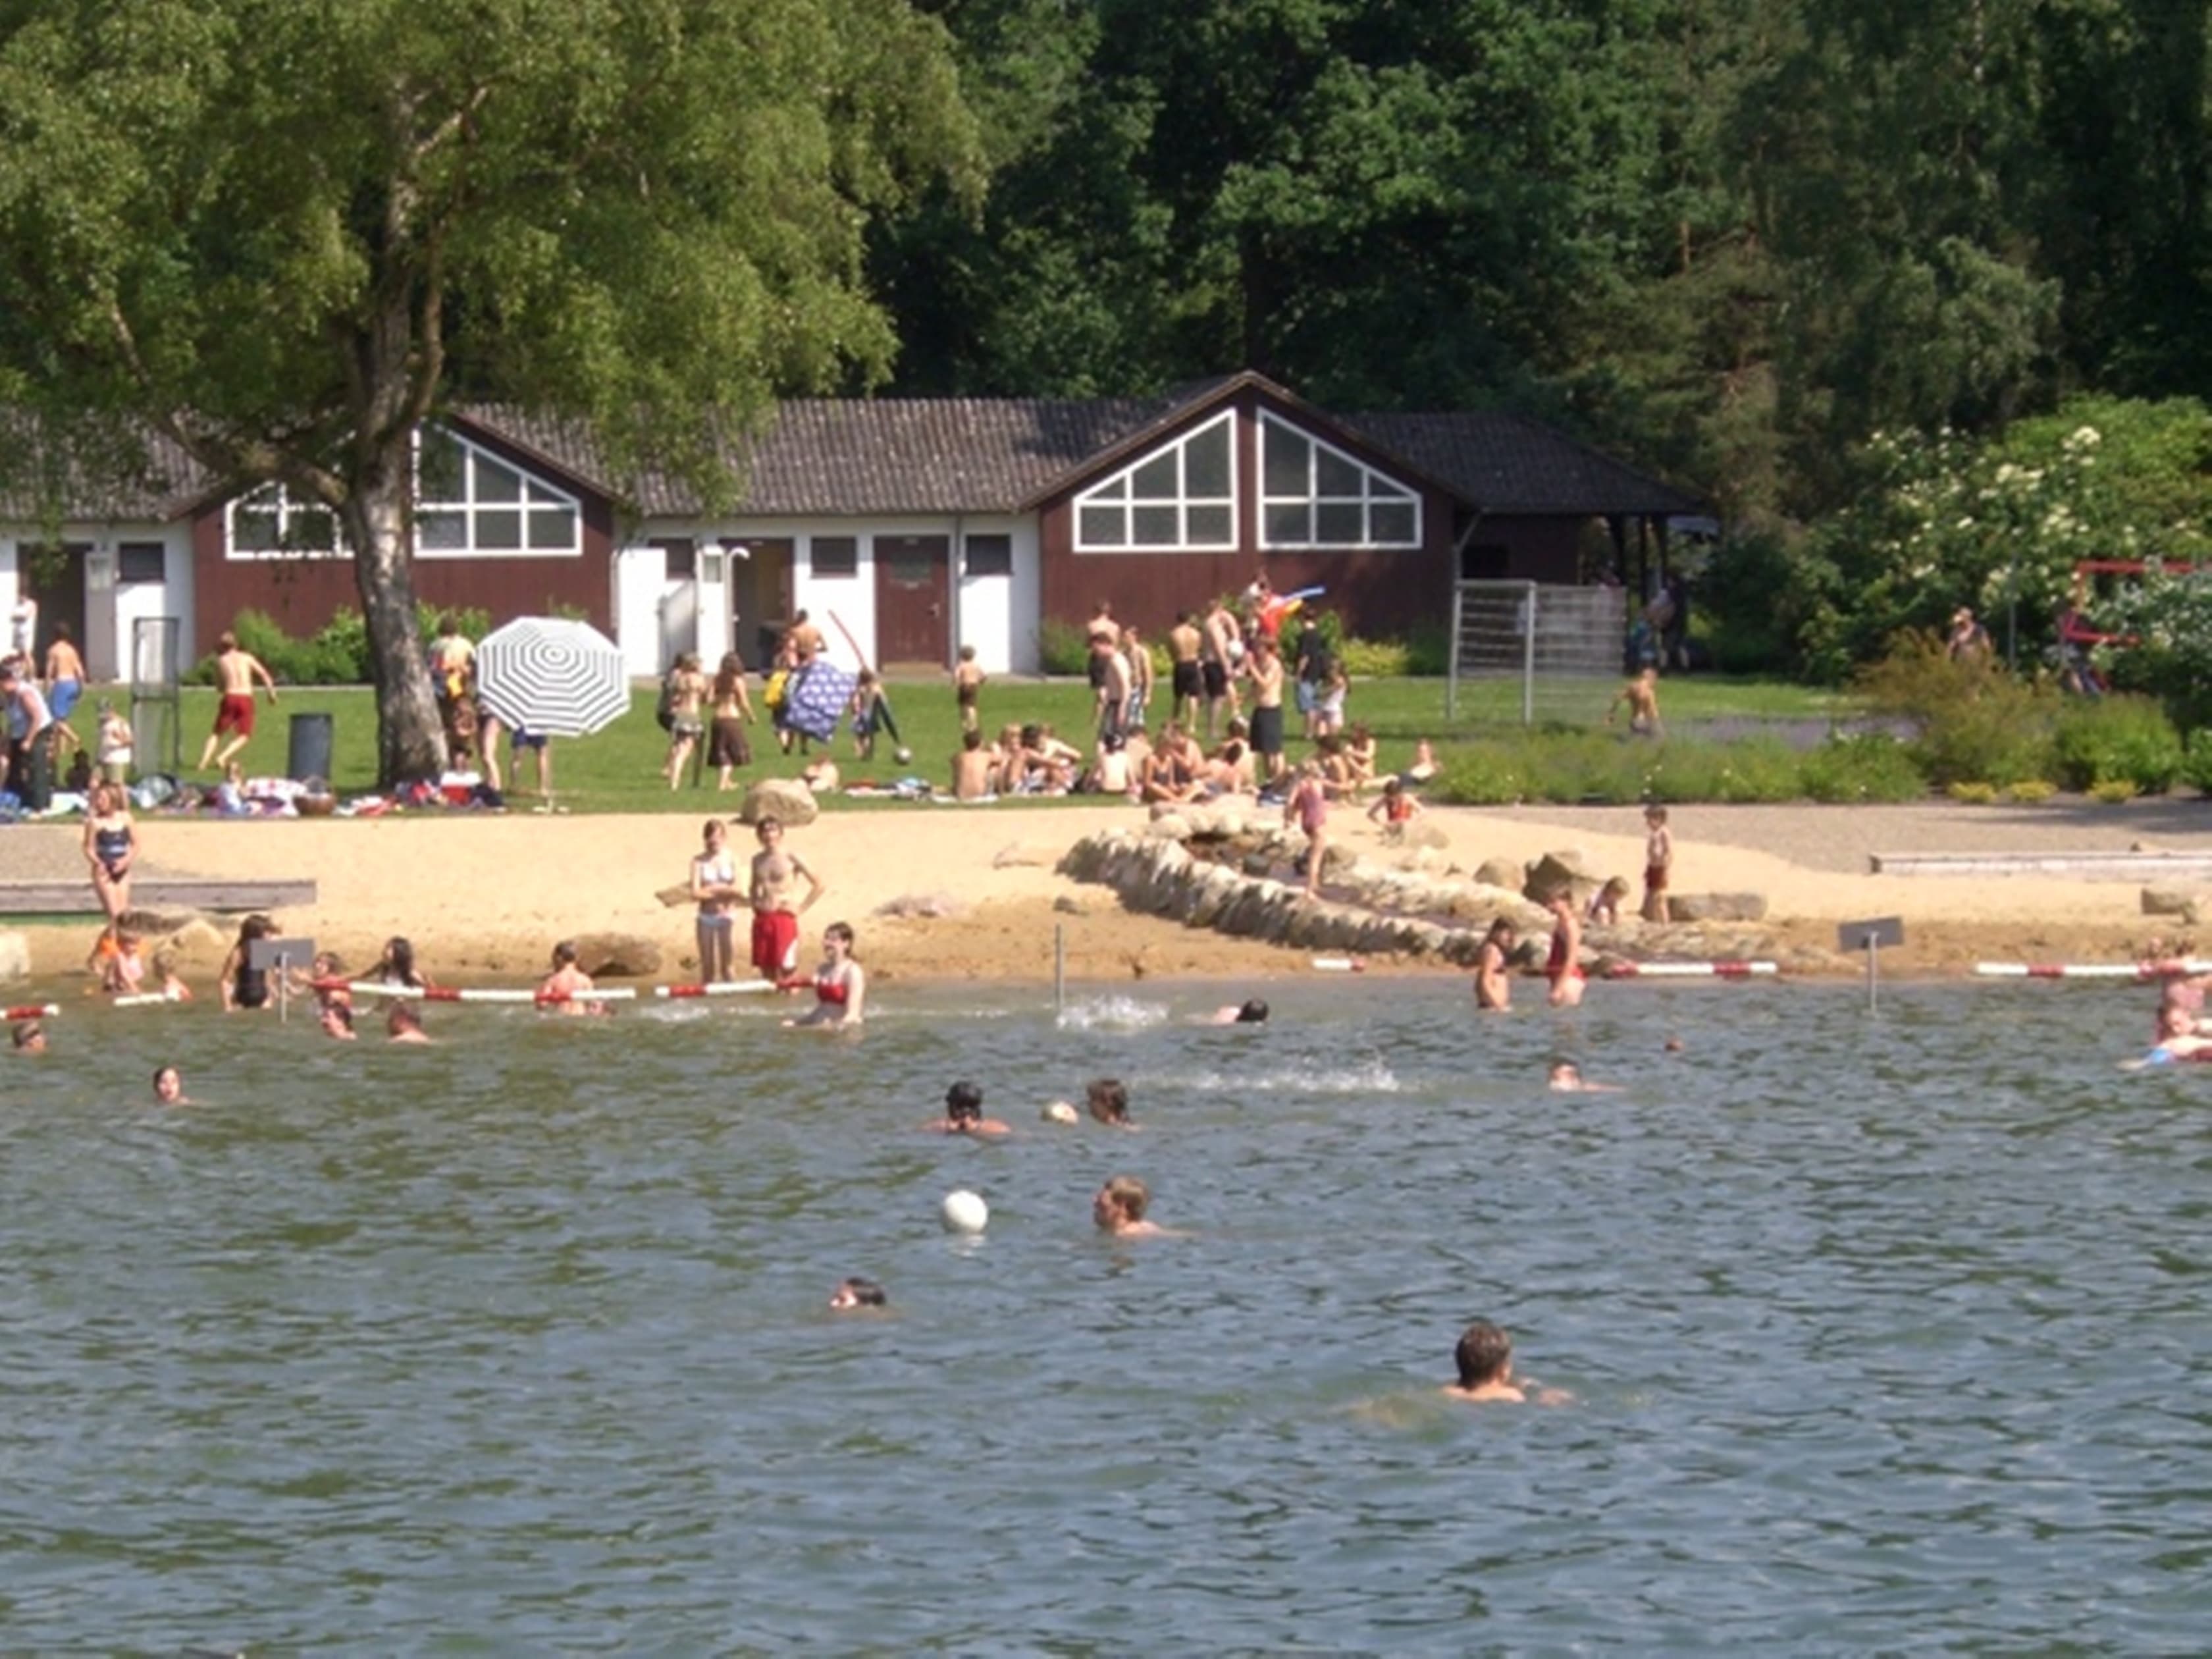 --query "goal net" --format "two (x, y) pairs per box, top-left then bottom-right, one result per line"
(1446, 580), (1627, 725)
